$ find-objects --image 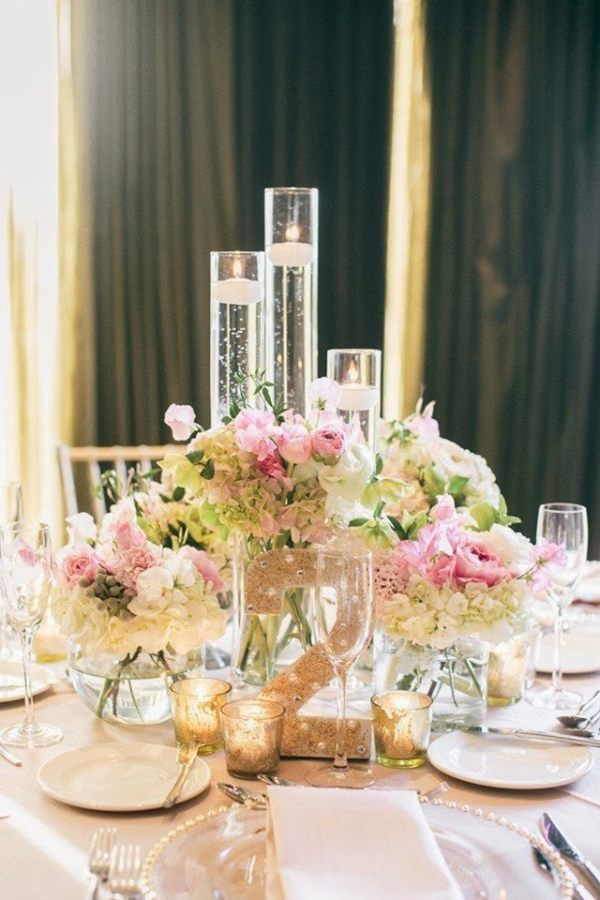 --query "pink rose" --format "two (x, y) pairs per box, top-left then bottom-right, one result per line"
(311, 426), (346, 460)
(180, 547), (224, 593)
(164, 403), (196, 441)
(276, 423), (312, 464)
(453, 539), (509, 587)
(59, 545), (101, 589)
(234, 409), (276, 460)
